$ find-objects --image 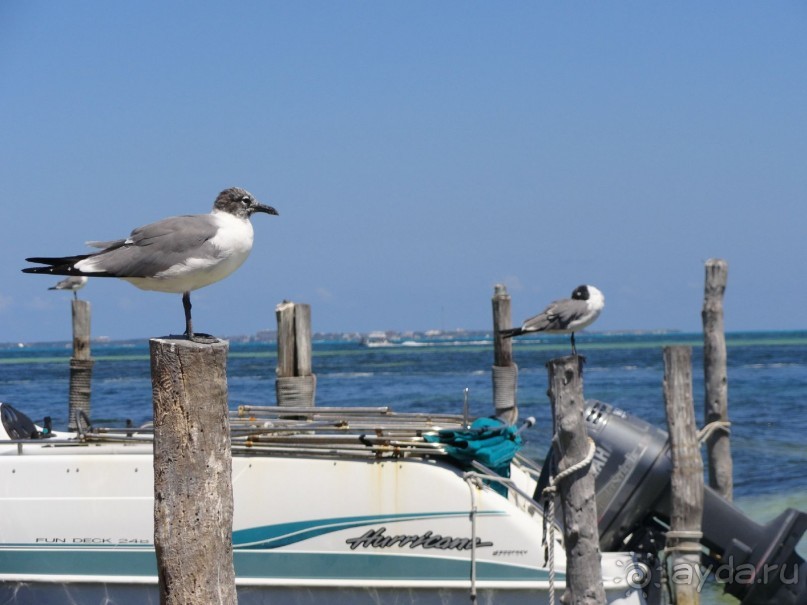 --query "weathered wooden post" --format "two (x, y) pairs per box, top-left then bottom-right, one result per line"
(67, 299), (94, 430)
(702, 258), (732, 501)
(275, 301), (316, 407)
(546, 355), (605, 605)
(492, 284), (518, 424)
(150, 337), (237, 605)
(663, 346), (704, 605)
